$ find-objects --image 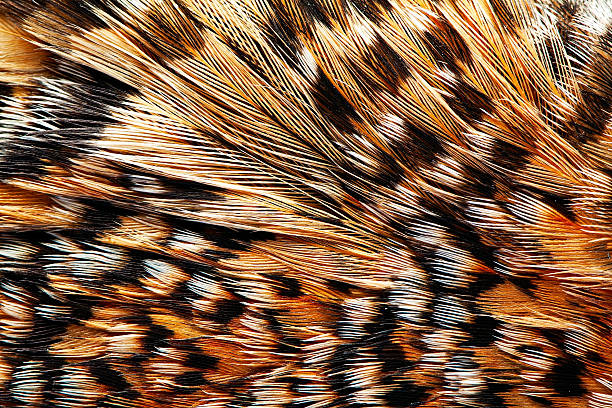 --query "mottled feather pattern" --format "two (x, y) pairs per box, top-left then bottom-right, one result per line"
(0, 0), (610, 407)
